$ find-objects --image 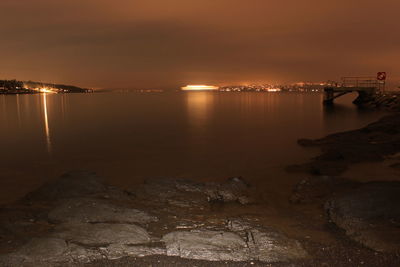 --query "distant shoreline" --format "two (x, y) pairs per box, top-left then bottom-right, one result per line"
(0, 79), (93, 94)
